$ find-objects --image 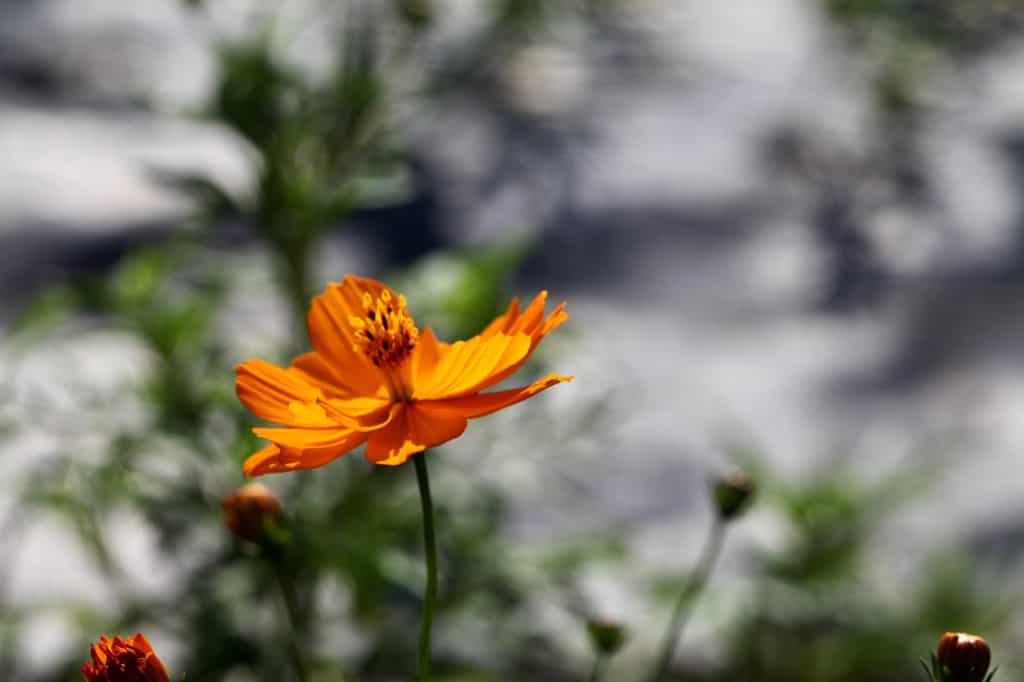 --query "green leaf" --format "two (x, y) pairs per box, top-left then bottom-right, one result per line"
(920, 657), (935, 681)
